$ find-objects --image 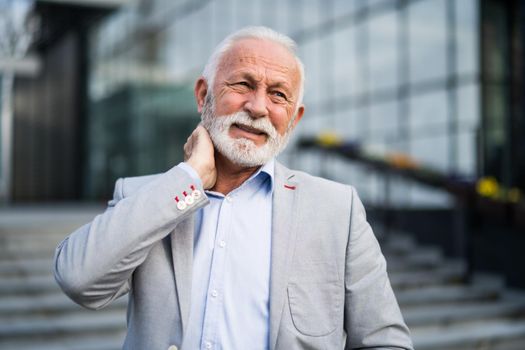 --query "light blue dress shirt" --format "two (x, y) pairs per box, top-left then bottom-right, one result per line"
(179, 160), (274, 350)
